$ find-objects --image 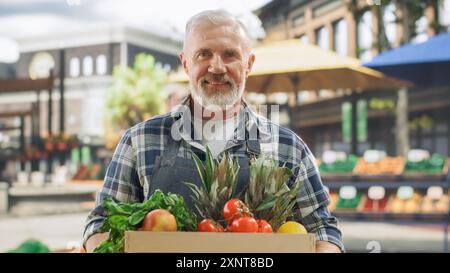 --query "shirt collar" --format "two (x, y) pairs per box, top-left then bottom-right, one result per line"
(170, 94), (272, 149)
